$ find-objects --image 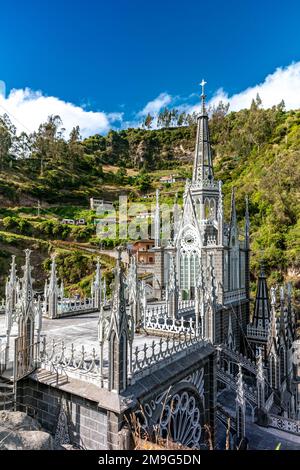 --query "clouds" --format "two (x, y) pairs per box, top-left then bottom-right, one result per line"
(207, 62), (300, 112)
(137, 92), (172, 117)
(0, 81), (5, 98)
(1, 62), (300, 138)
(139, 62), (300, 123)
(0, 87), (122, 138)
